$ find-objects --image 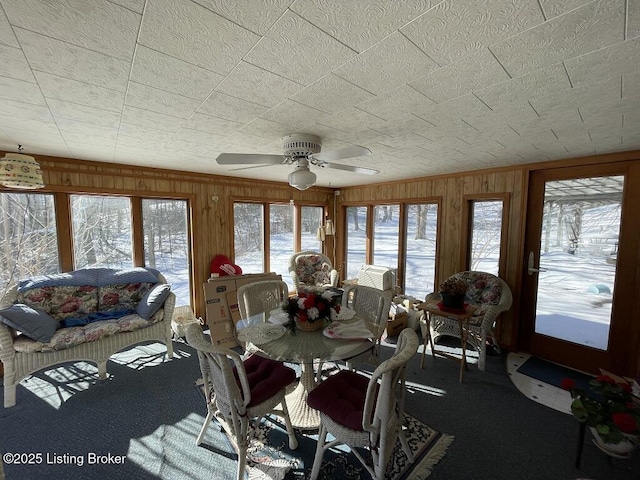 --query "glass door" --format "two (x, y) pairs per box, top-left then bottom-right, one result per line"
(521, 164), (634, 374)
